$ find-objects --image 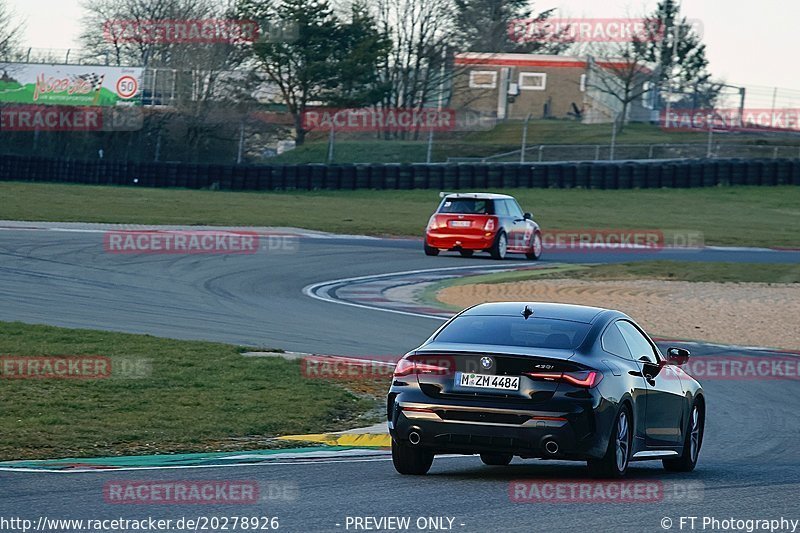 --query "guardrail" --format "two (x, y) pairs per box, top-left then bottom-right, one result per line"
(447, 143), (800, 163)
(1, 155), (799, 190)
